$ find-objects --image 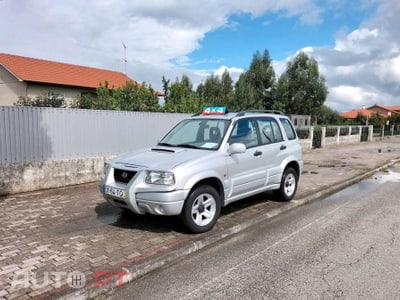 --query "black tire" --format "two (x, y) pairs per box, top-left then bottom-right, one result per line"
(274, 167), (298, 201)
(181, 185), (221, 233)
